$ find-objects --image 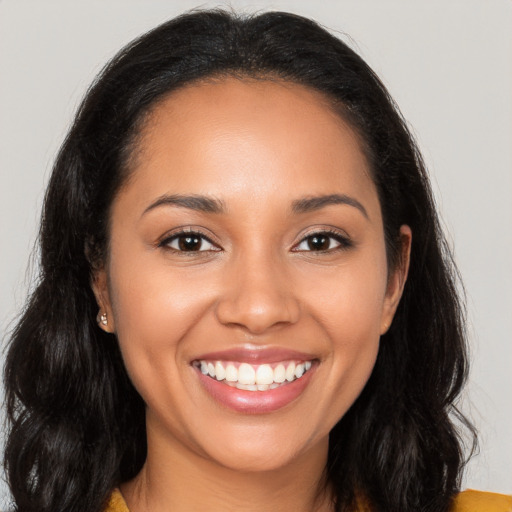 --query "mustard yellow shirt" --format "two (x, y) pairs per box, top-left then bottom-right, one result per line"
(104, 488), (512, 511)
